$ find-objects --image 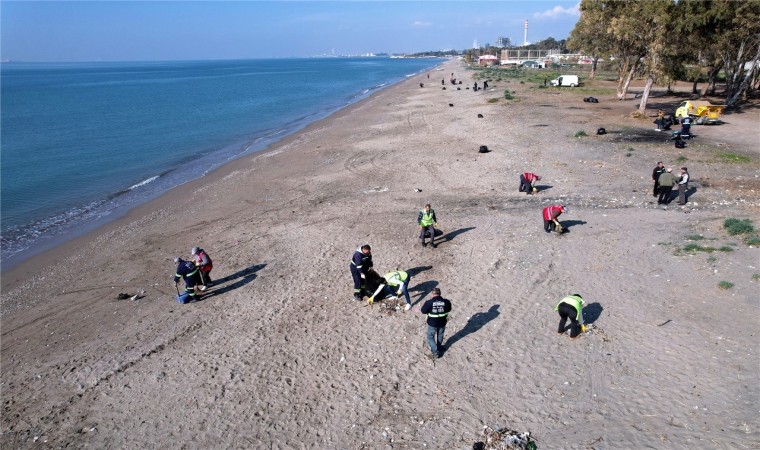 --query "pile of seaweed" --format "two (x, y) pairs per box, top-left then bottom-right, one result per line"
(473, 426), (537, 450)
